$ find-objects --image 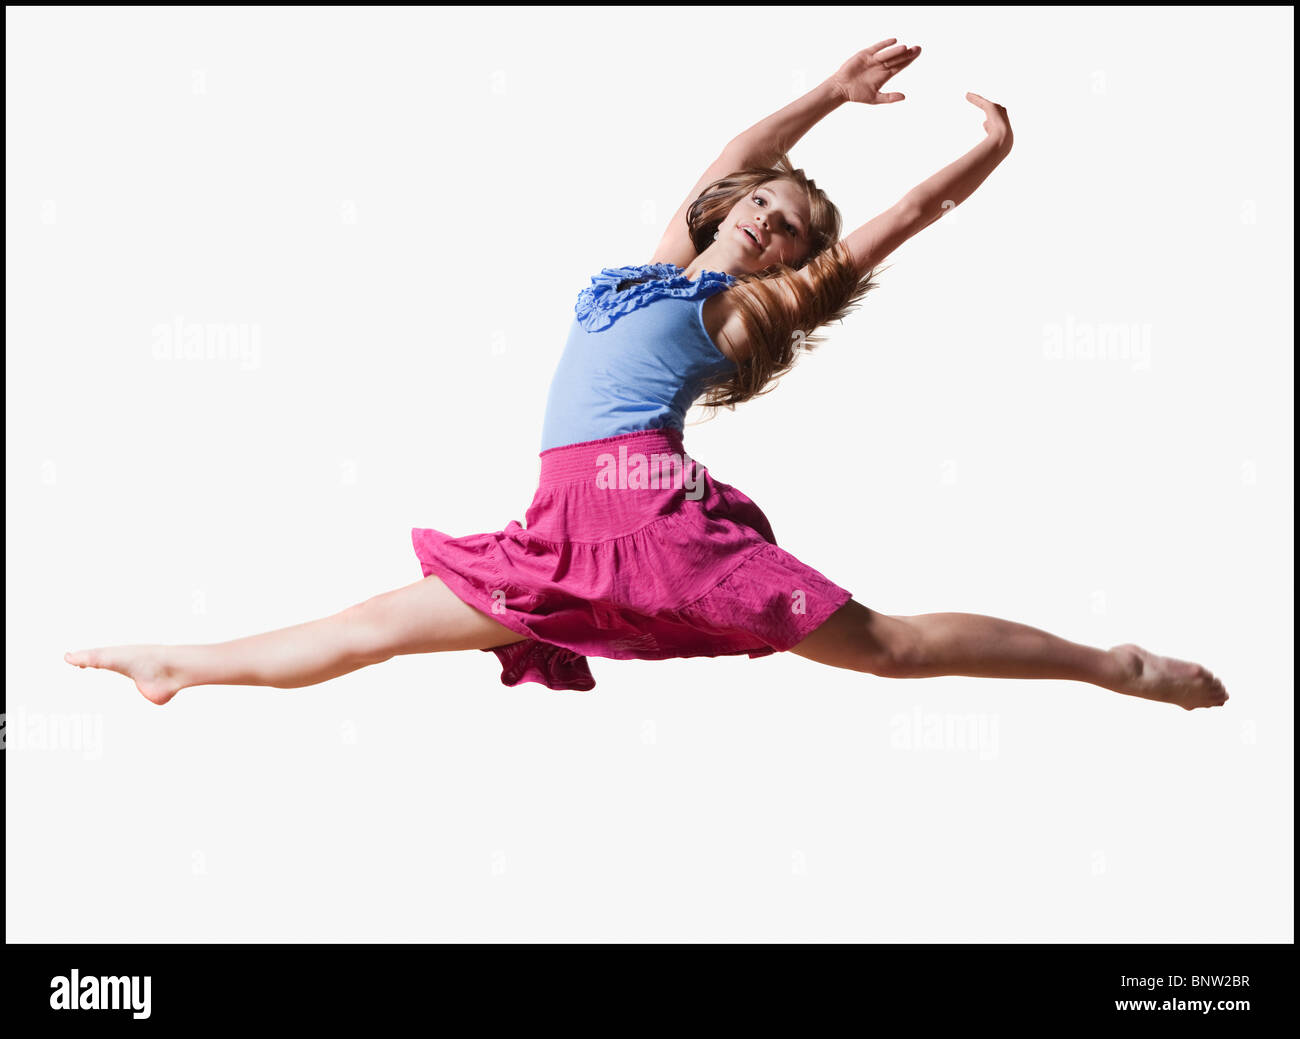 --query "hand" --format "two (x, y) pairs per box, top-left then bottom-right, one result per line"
(966, 92), (1013, 149)
(831, 39), (921, 105)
